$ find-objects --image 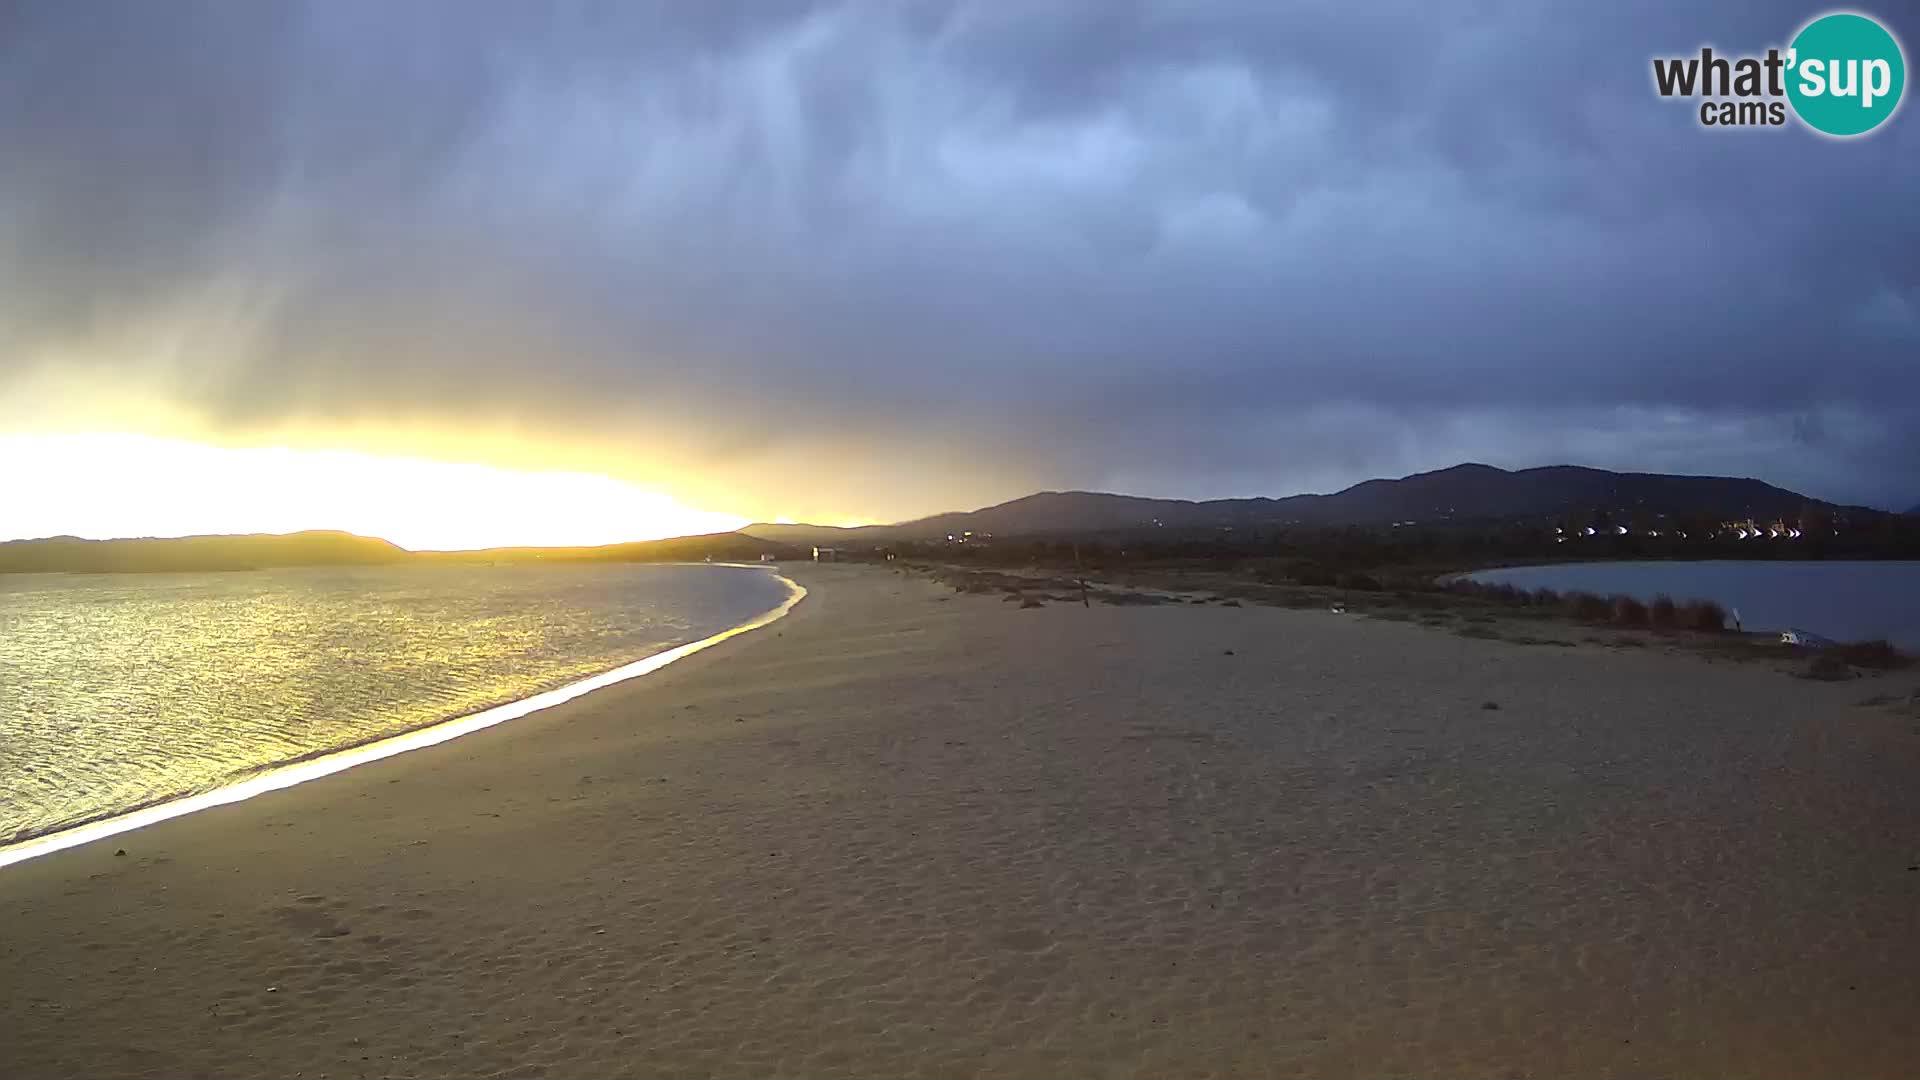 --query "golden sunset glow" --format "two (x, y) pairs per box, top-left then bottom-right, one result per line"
(1, 433), (749, 550)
